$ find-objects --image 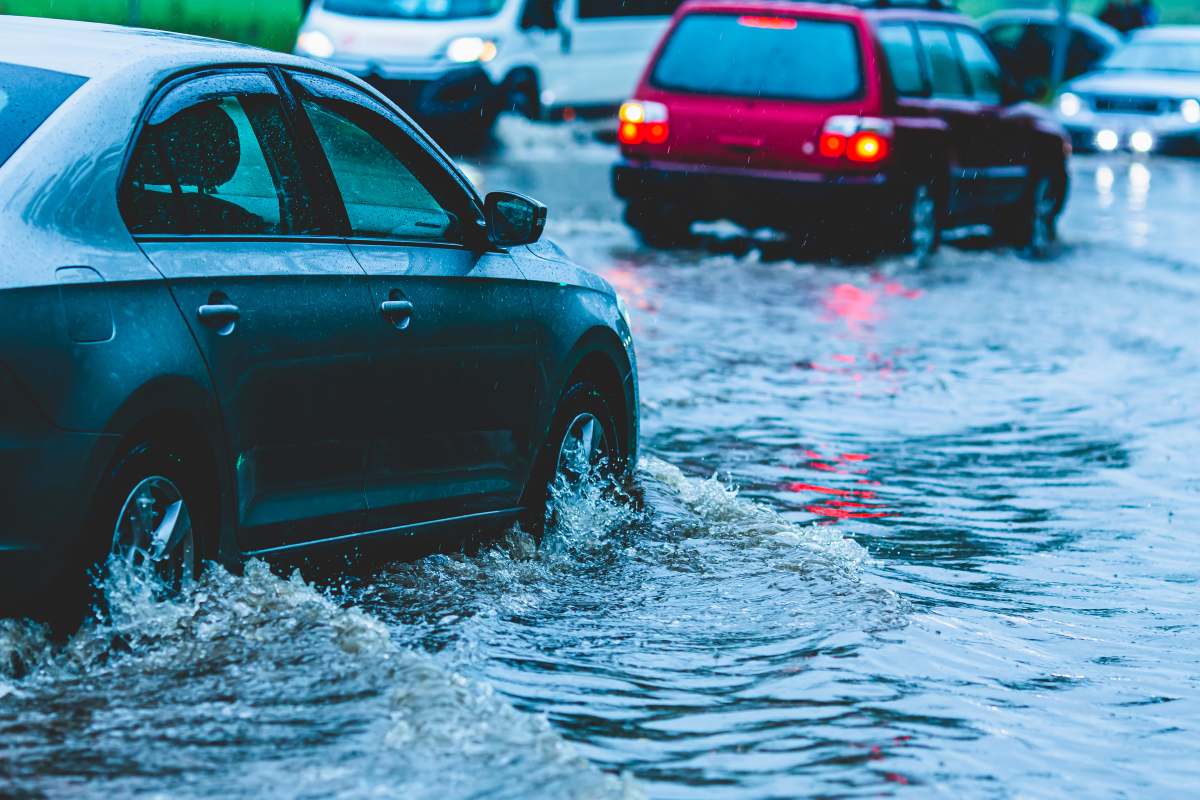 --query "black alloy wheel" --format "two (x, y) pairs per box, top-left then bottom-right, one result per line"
(520, 381), (621, 537)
